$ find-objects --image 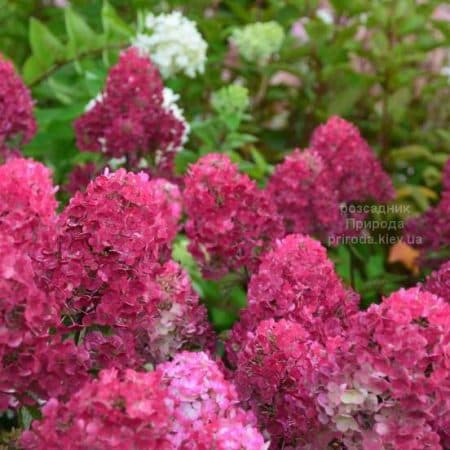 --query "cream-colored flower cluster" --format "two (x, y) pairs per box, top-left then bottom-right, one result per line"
(133, 11), (207, 78)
